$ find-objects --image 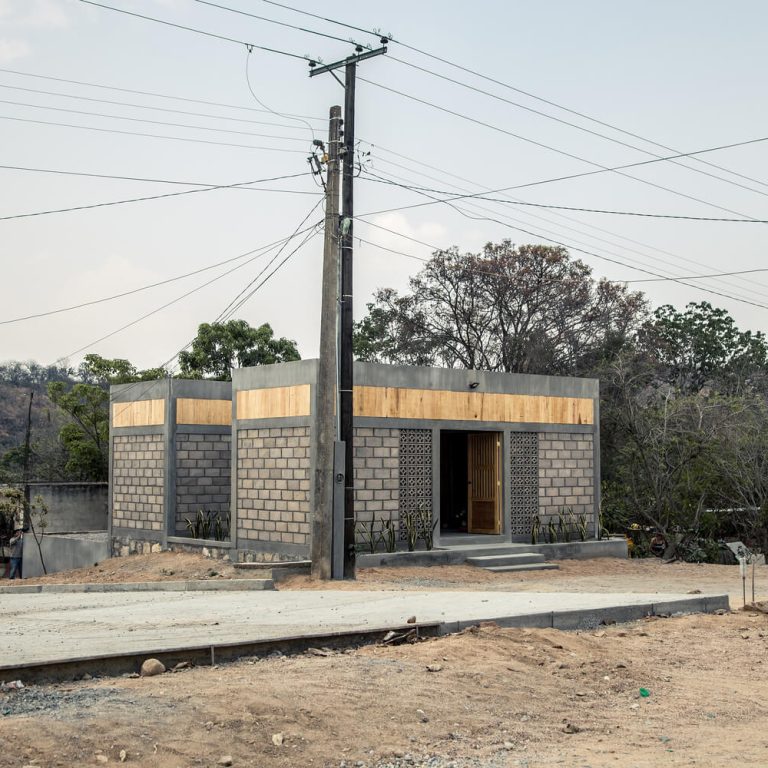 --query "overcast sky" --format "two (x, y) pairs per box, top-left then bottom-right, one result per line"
(1, 0), (767, 371)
